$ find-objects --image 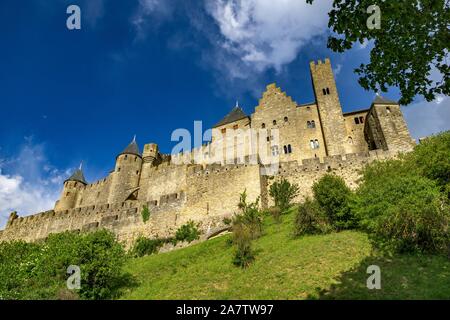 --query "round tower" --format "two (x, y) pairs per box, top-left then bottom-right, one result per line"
(54, 167), (87, 211)
(108, 137), (143, 204)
